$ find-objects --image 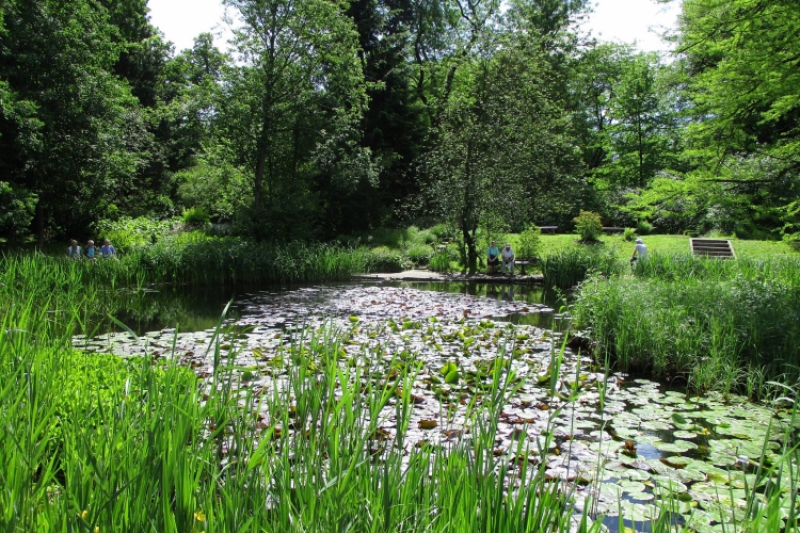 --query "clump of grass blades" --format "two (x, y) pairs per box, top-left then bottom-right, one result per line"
(540, 245), (623, 289)
(0, 295), (601, 532)
(121, 237), (370, 285)
(572, 273), (800, 399)
(634, 253), (800, 288)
